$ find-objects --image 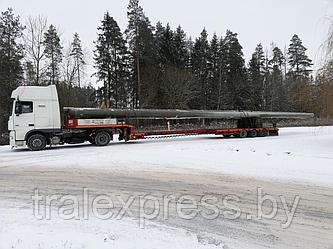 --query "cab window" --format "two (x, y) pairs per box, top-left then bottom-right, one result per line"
(15, 101), (33, 115)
